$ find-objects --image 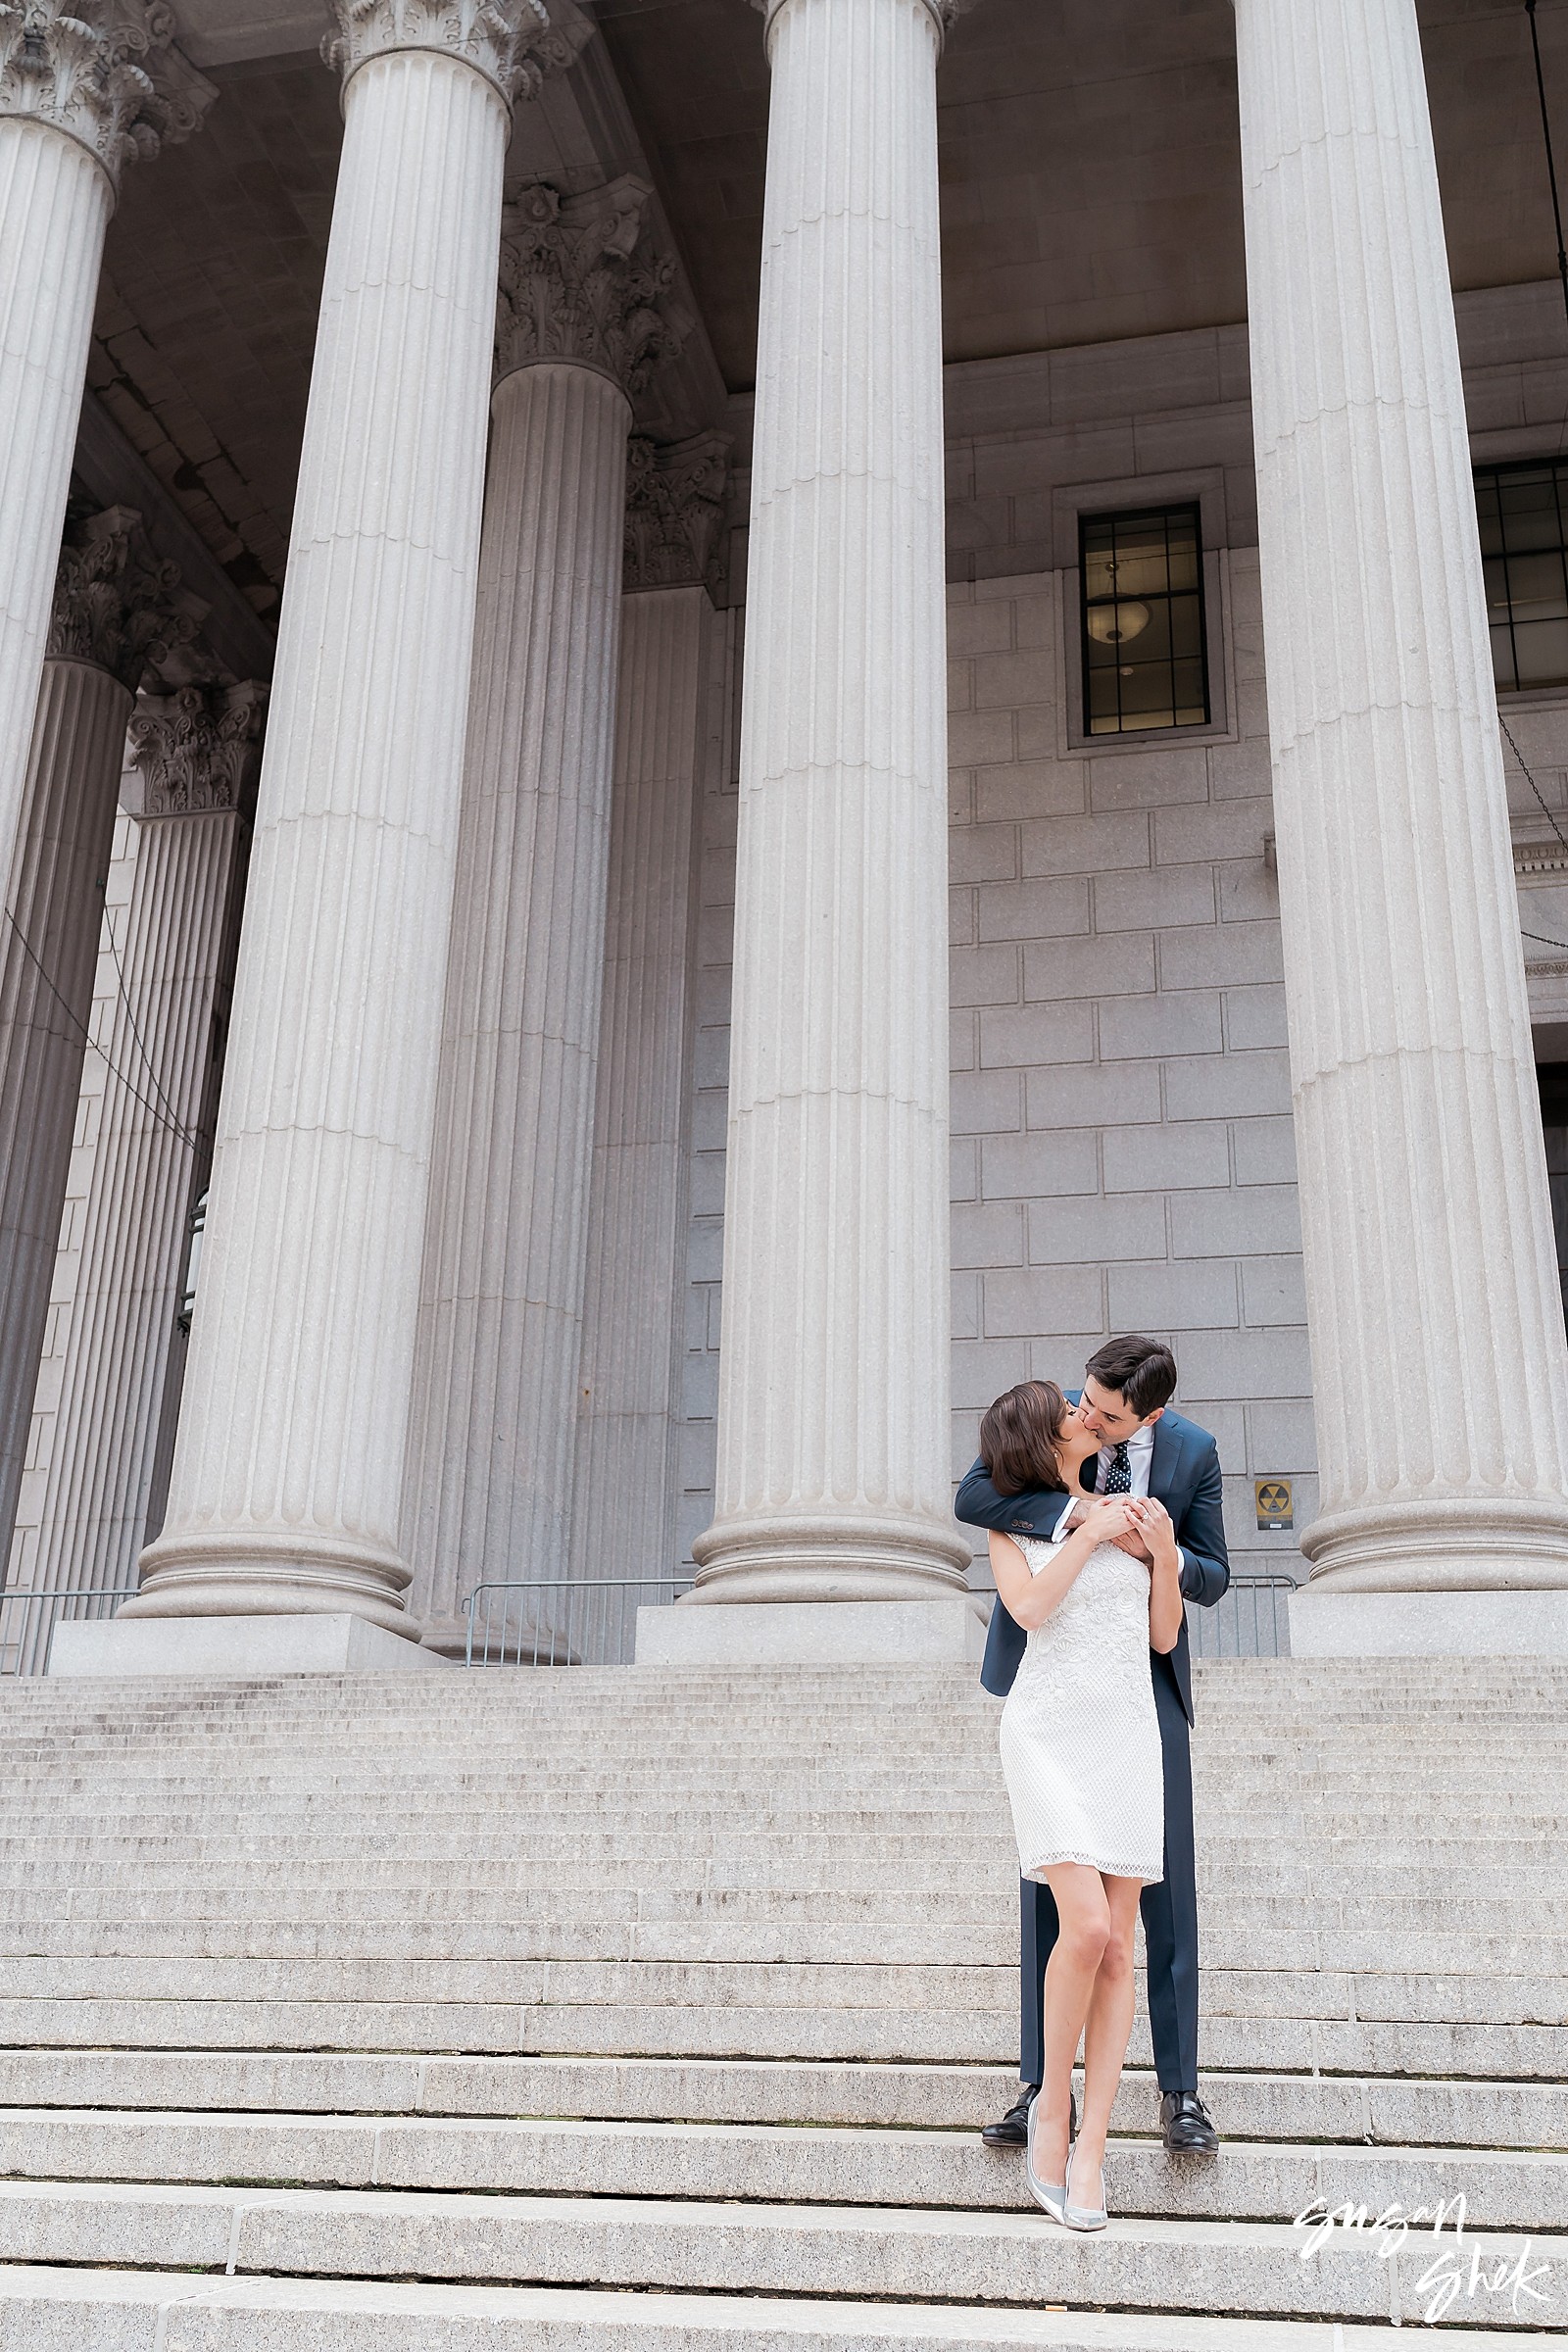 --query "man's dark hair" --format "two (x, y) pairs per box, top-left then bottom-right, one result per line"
(1084, 1334), (1177, 1418)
